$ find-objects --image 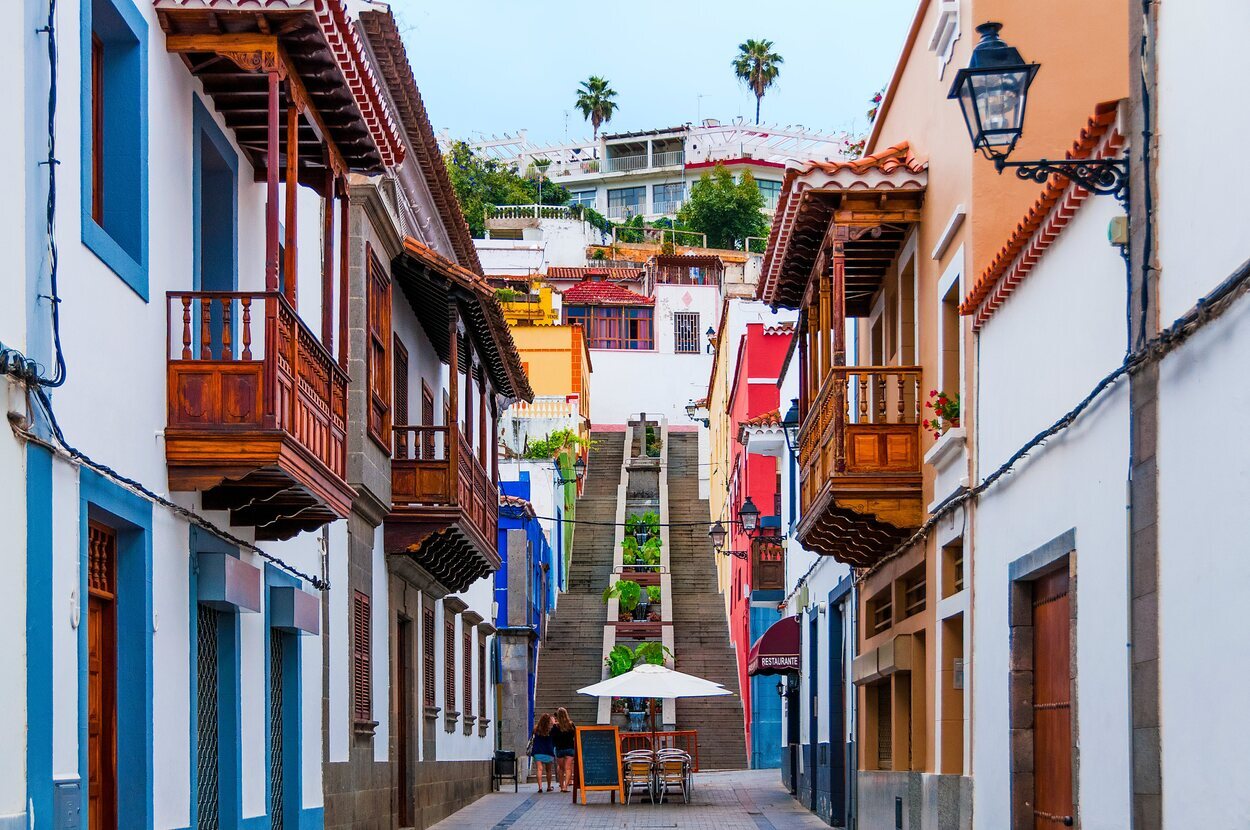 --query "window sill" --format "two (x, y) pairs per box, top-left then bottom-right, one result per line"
(478, 717), (491, 738)
(423, 705), (441, 721)
(353, 718), (379, 737)
(82, 216), (148, 302)
(444, 710), (461, 733)
(463, 714), (477, 736)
